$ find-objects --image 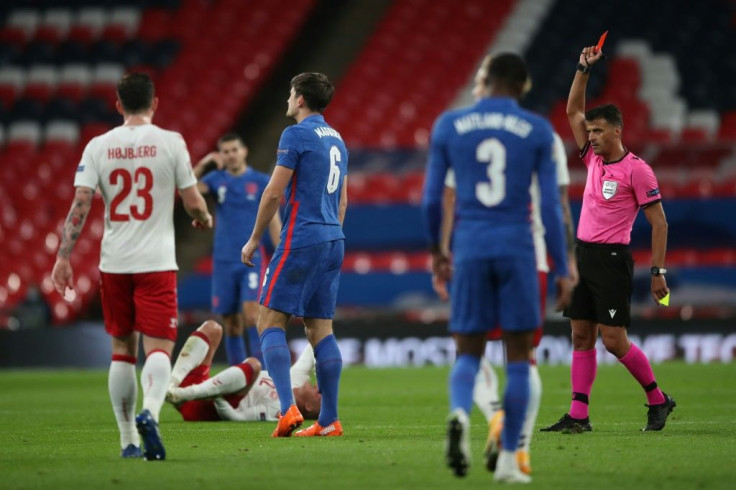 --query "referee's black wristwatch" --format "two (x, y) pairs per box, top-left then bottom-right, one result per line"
(650, 266), (667, 276)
